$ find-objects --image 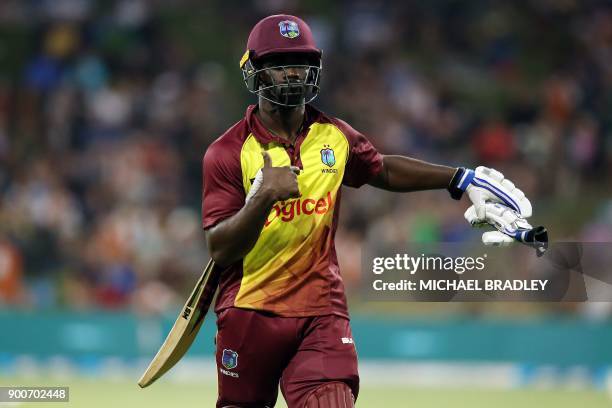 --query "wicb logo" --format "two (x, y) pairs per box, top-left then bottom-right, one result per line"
(222, 349), (238, 370)
(321, 145), (335, 167)
(278, 20), (300, 38)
